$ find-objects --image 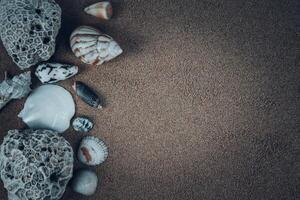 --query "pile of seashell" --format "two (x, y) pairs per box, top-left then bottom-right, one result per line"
(0, 1), (120, 199)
